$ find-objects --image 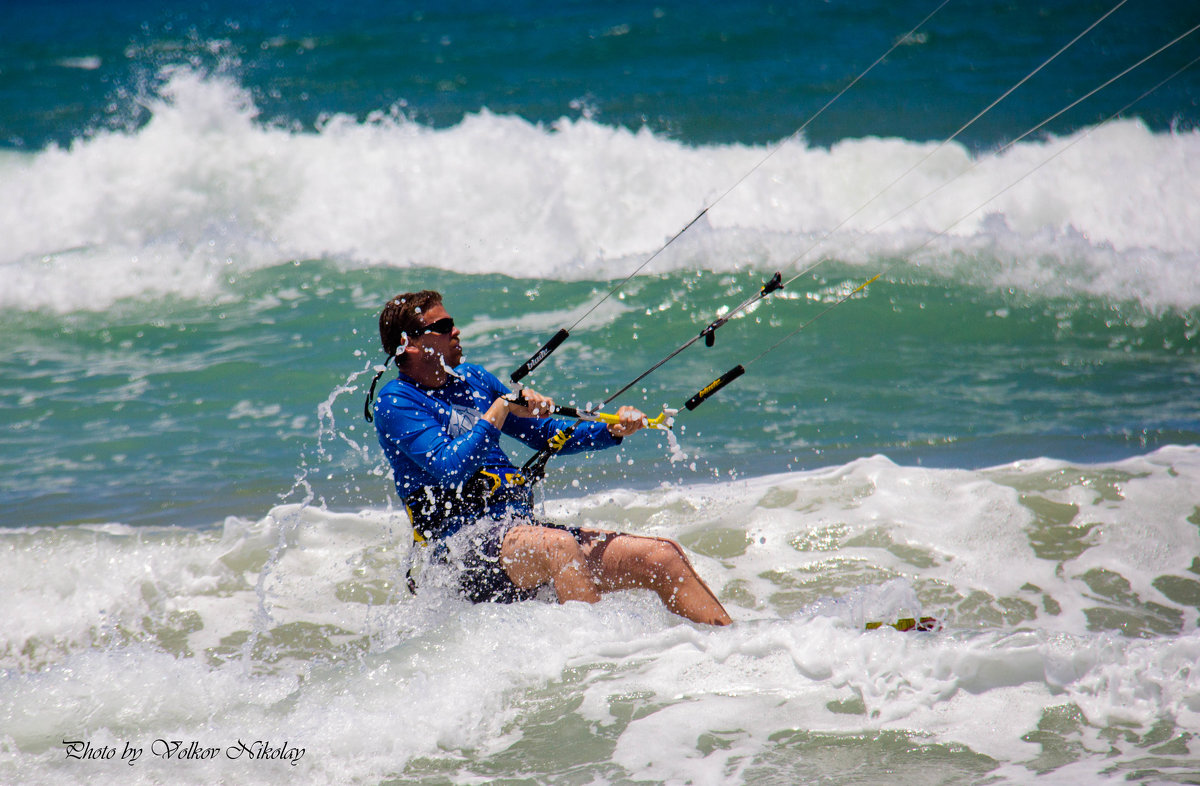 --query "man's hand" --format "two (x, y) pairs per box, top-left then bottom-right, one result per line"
(607, 406), (647, 437)
(506, 388), (554, 418)
(485, 388), (553, 430)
